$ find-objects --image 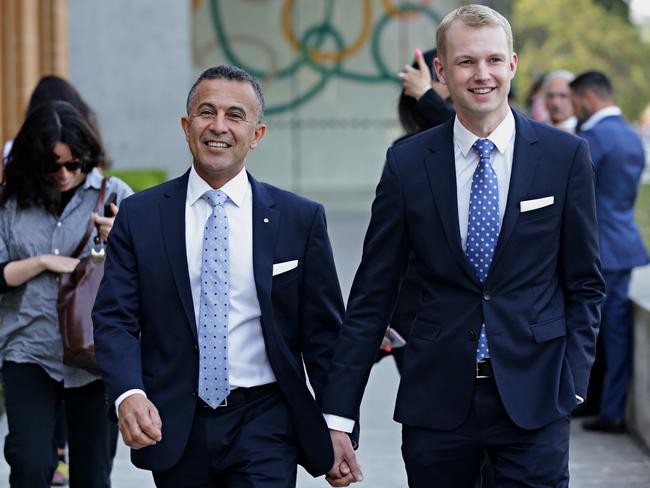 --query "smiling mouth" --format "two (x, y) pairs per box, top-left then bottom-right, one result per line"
(469, 87), (495, 95)
(205, 141), (231, 148)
